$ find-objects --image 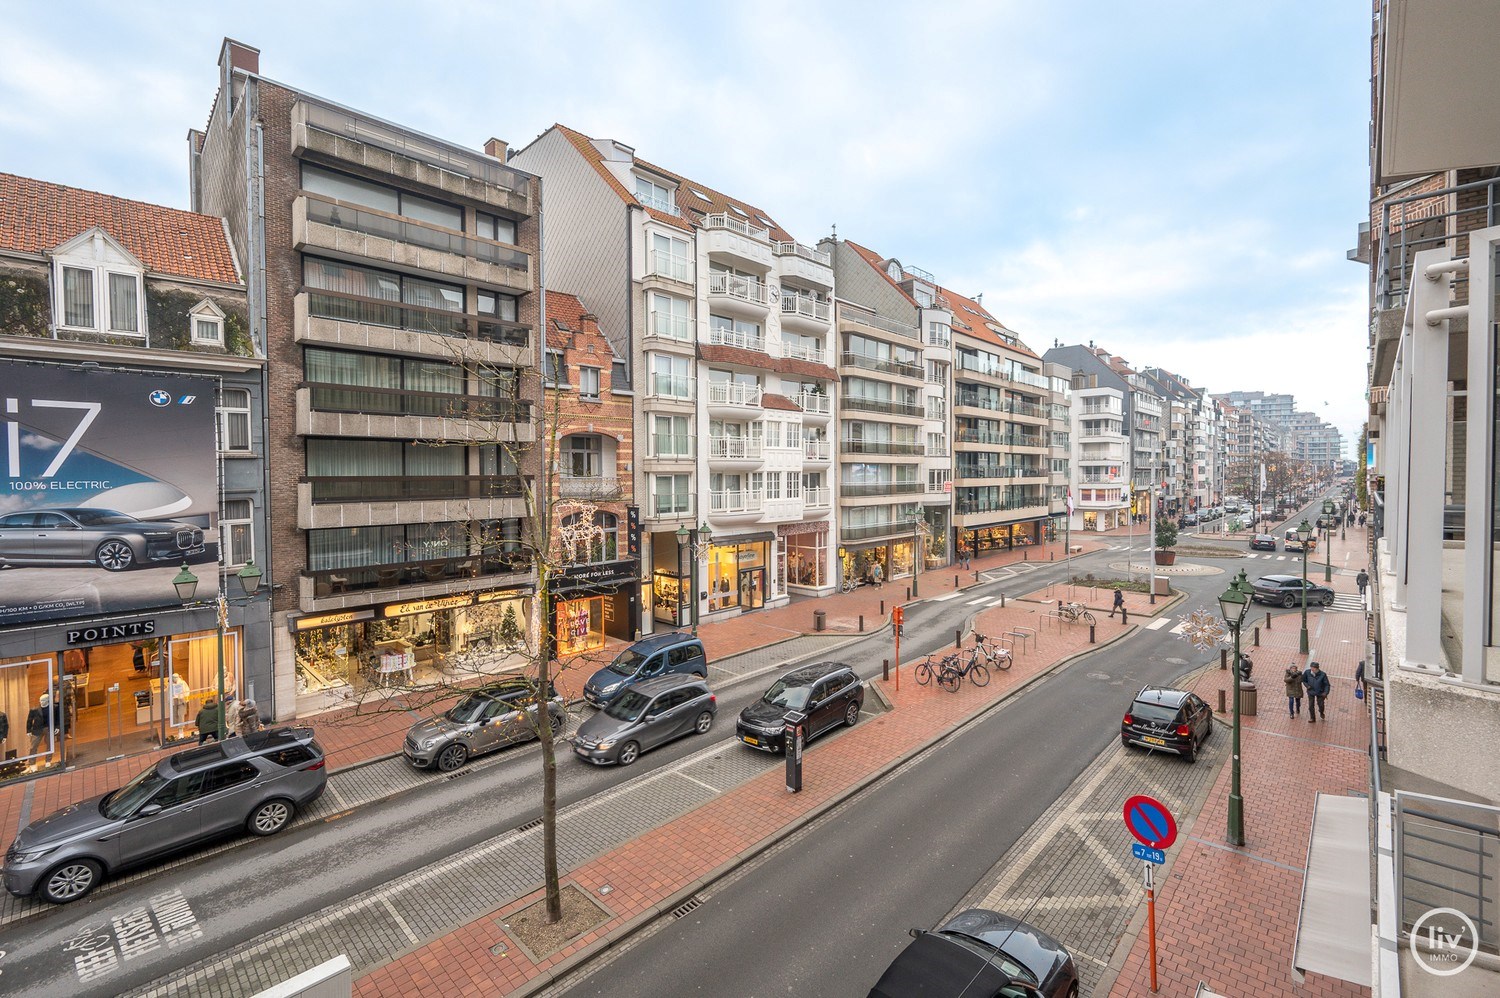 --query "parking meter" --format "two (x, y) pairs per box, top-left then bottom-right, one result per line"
(784, 709), (806, 793)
